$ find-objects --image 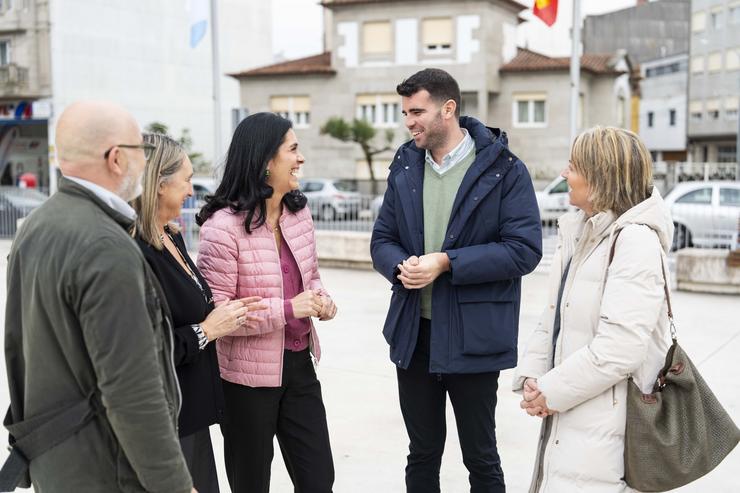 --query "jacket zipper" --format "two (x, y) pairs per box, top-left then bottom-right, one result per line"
(164, 316), (182, 418)
(272, 219), (286, 386)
